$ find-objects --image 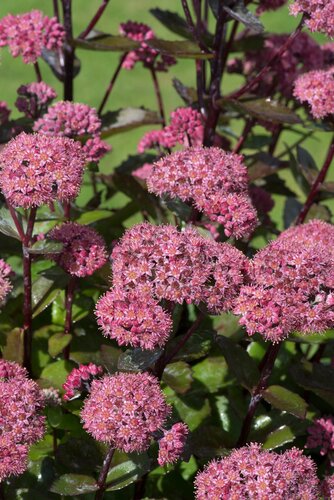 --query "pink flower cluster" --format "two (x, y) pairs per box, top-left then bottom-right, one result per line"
(63, 363), (104, 401)
(111, 222), (248, 313)
(306, 416), (334, 463)
(0, 132), (85, 208)
(229, 33), (323, 98)
(293, 68), (334, 119)
(322, 475), (334, 500)
(290, 0), (334, 37)
(33, 101), (110, 163)
(0, 360), (45, 482)
(147, 147), (258, 238)
(0, 101), (10, 125)
(95, 288), (173, 350)
(0, 259), (12, 303)
(234, 220), (334, 342)
(0, 10), (64, 64)
(81, 372), (171, 452)
(16, 82), (57, 119)
(120, 21), (176, 72)
(49, 222), (107, 278)
(257, 0), (287, 13)
(158, 423), (189, 466)
(138, 107), (204, 153)
(195, 444), (319, 499)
